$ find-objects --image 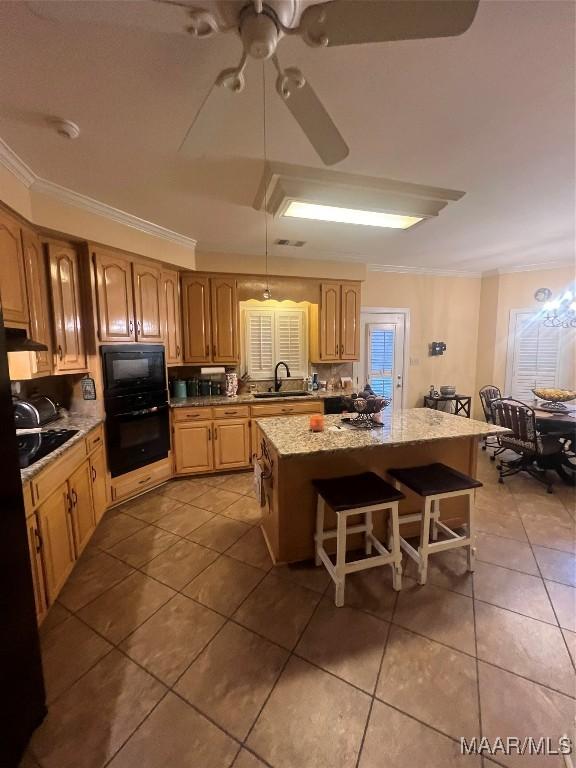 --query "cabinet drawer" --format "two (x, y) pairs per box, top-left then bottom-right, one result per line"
(110, 457), (171, 503)
(173, 407), (213, 422)
(85, 425), (104, 454)
(22, 481), (34, 515)
(32, 441), (86, 507)
(250, 401), (322, 417)
(213, 405), (250, 419)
